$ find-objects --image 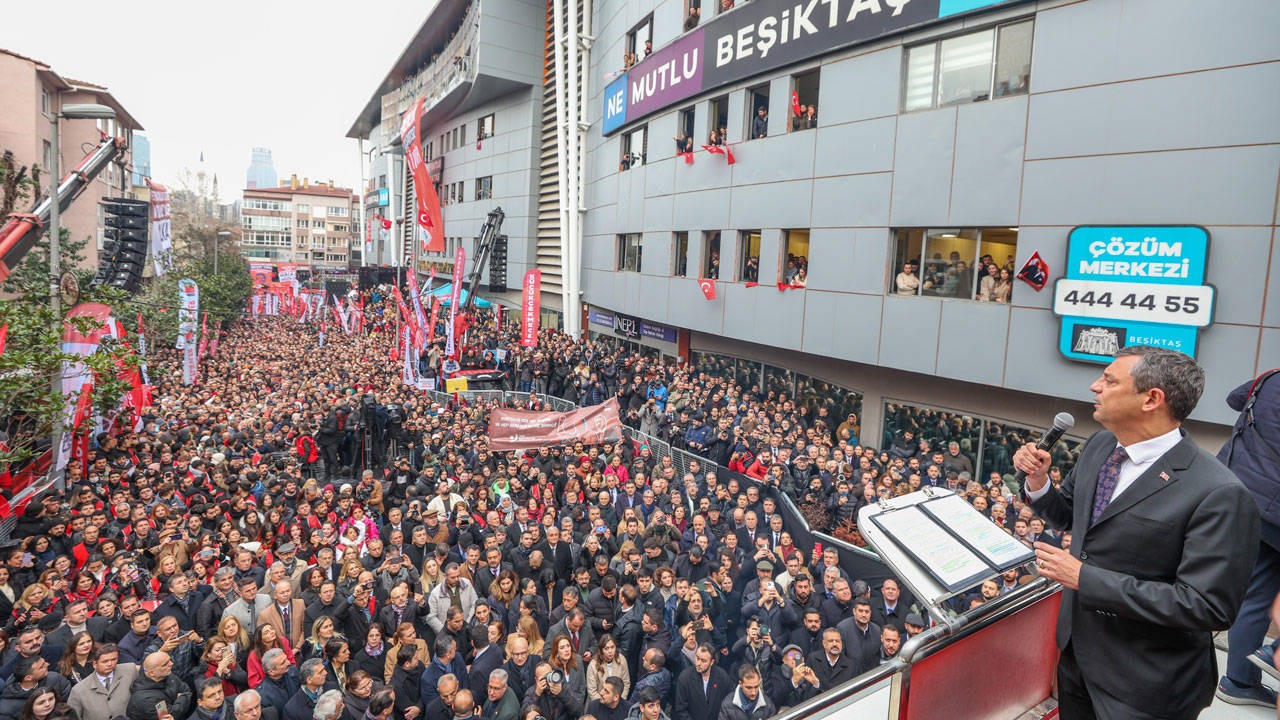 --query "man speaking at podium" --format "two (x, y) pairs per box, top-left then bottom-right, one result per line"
(1014, 346), (1259, 720)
